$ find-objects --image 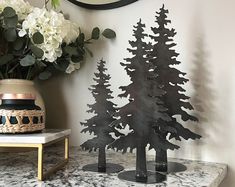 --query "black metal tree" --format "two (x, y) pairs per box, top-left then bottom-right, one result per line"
(81, 59), (124, 173)
(147, 5), (201, 173)
(109, 19), (179, 183)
